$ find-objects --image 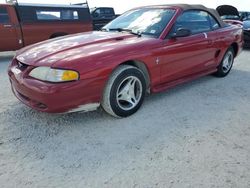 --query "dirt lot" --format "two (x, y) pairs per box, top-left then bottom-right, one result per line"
(0, 50), (250, 188)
